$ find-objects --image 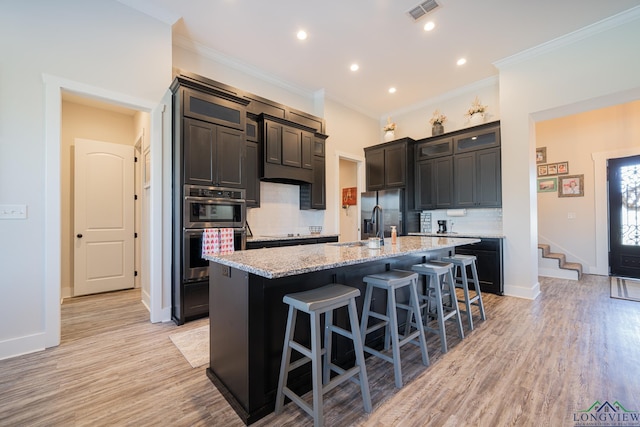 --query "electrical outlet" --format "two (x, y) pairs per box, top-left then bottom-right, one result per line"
(567, 212), (576, 219)
(0, 204), (27, 219)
